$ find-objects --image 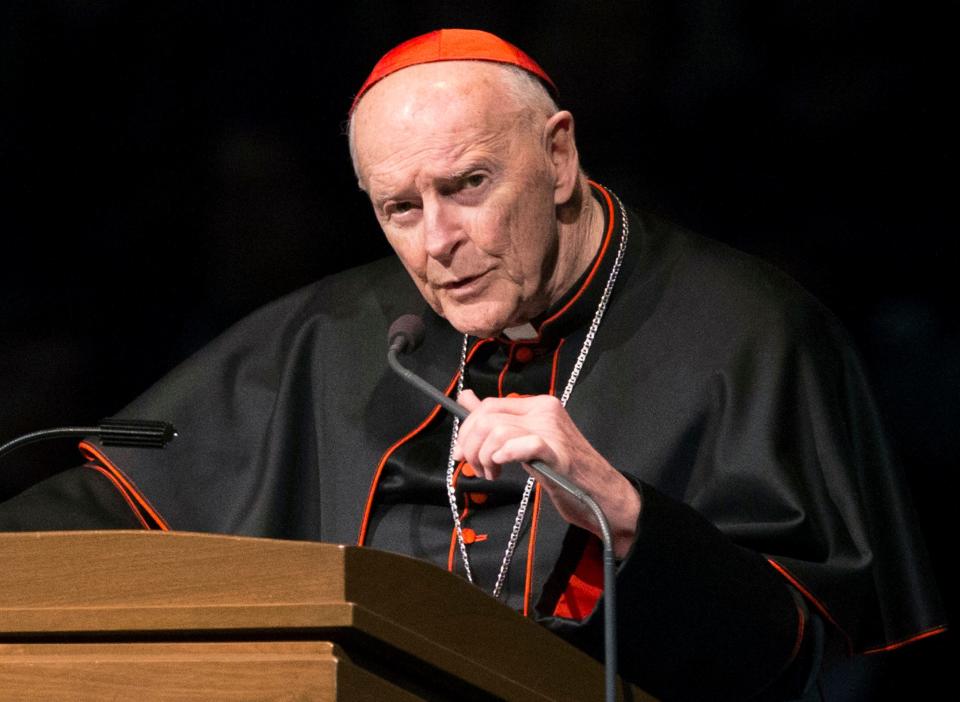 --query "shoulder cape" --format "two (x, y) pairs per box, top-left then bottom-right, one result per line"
(83, 207), (945, 664)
